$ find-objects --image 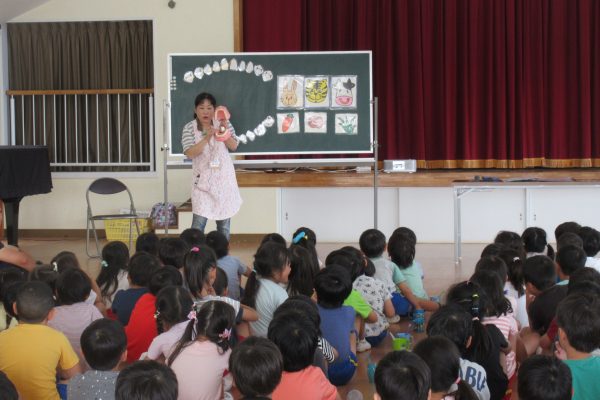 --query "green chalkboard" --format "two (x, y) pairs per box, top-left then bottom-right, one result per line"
(168, 52), (372, 157)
